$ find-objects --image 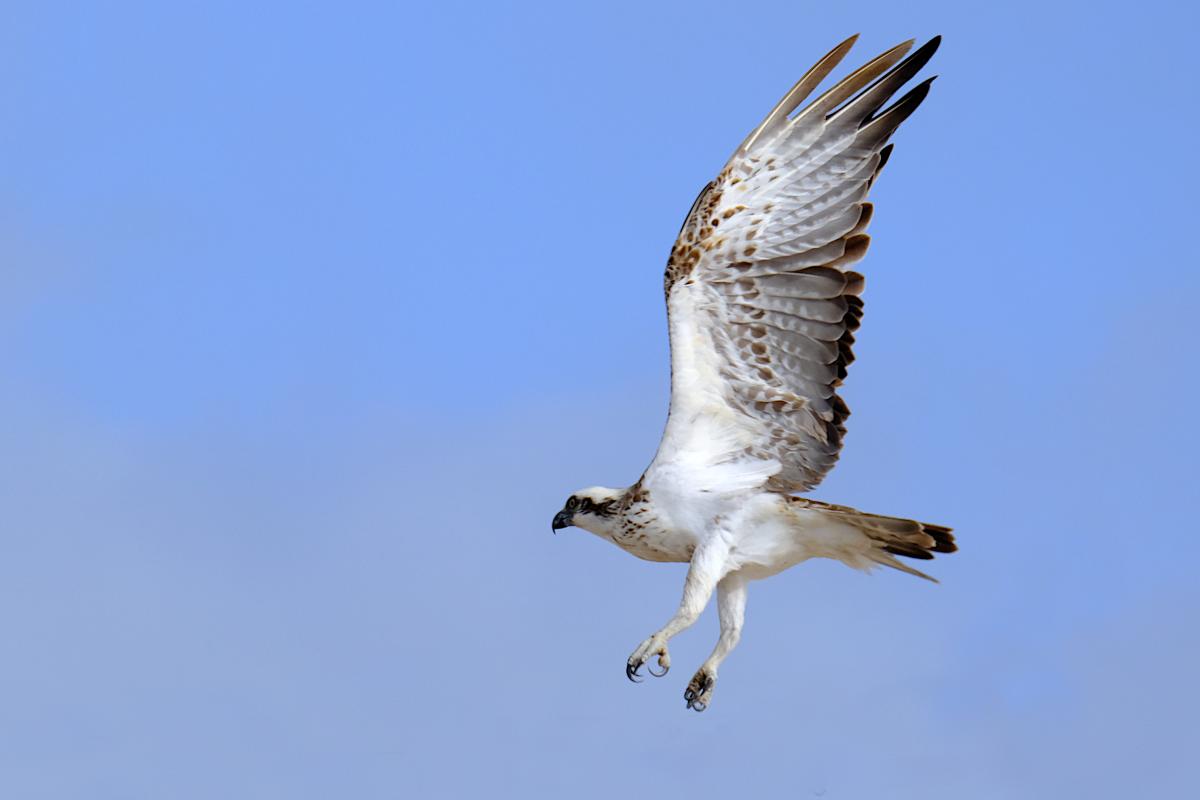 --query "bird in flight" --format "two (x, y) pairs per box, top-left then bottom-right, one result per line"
(552, 35), (954, 712)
